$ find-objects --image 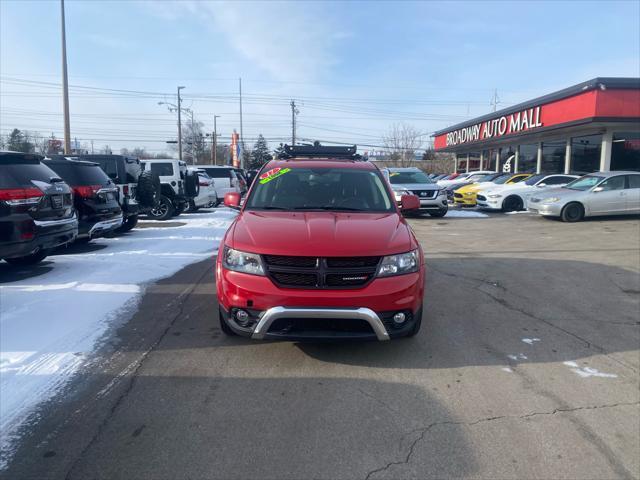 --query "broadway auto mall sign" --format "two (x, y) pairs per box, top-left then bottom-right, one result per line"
(445, 107), (543, 147)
